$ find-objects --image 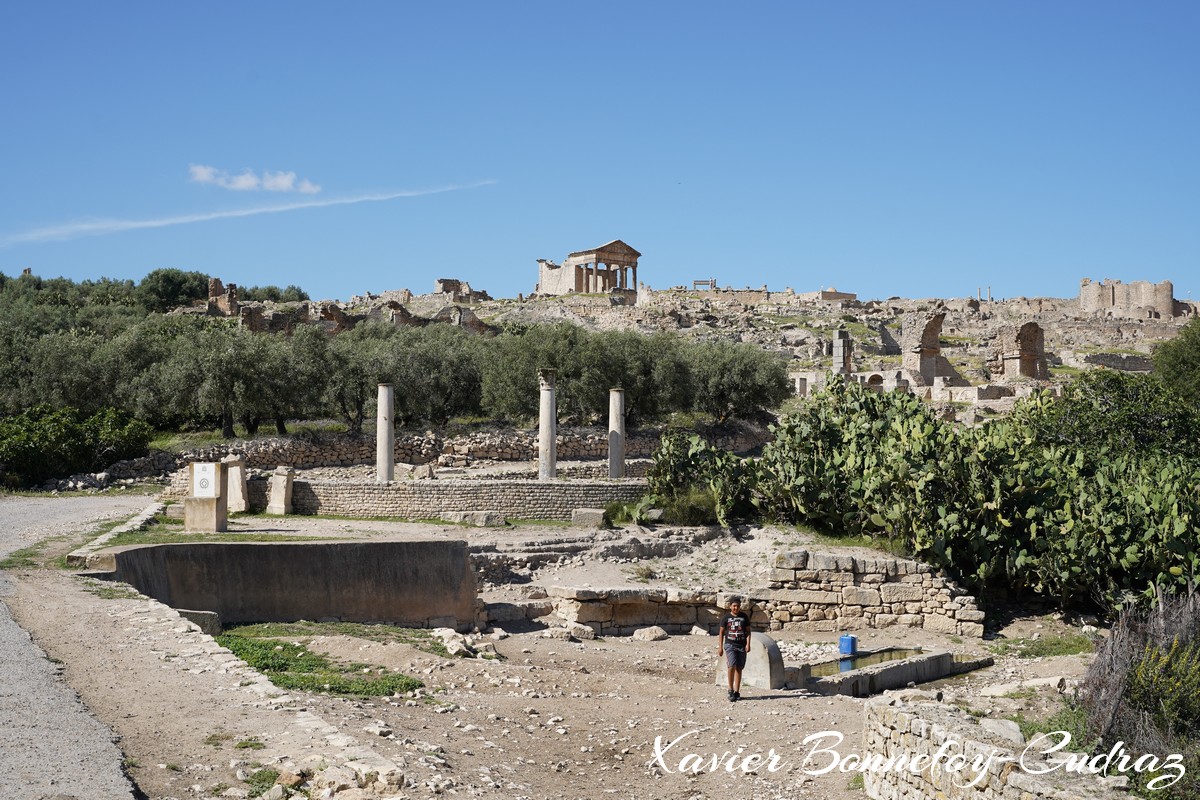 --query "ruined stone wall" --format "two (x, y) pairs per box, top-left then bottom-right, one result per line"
(864, 692), (1136, 800)
(1079, 278), (1175, 319)
(160, 426), (766, 484)
(549, 549), (985, 637)
(245, 478), (646, 520)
